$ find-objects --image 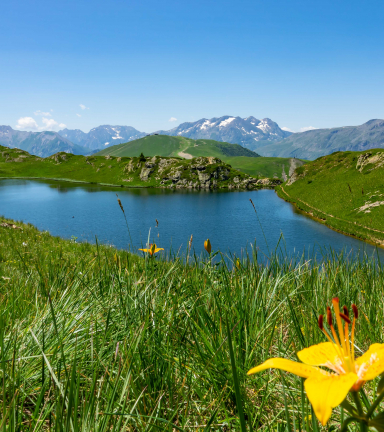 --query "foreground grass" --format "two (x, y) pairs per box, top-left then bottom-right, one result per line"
(1, 216), (384, 430)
